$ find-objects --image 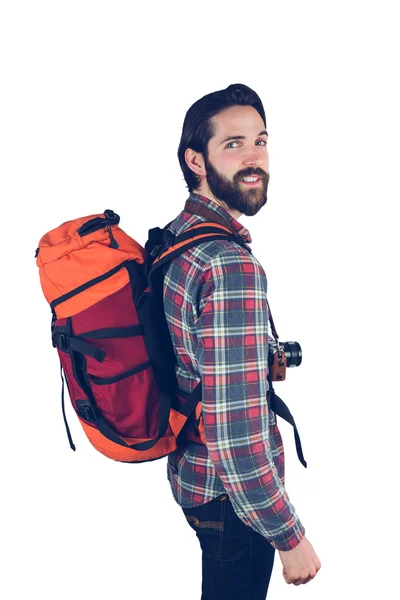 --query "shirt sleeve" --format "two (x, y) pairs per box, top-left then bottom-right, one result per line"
(191, 246), (306, 551)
